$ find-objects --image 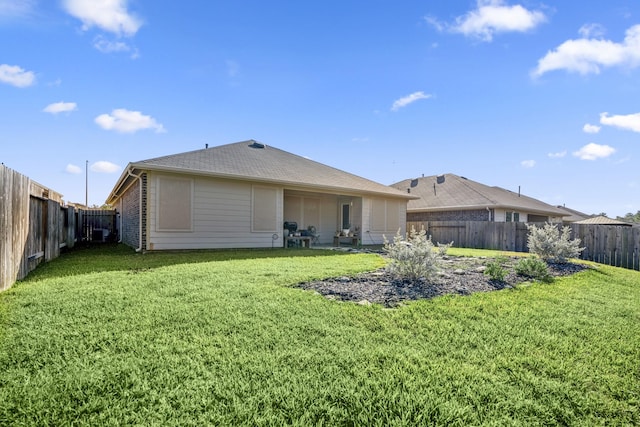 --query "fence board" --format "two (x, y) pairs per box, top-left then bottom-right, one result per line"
(407, 220), (639, 271)
(0, 166), (30, 292)
(1, 164), (118, 291)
